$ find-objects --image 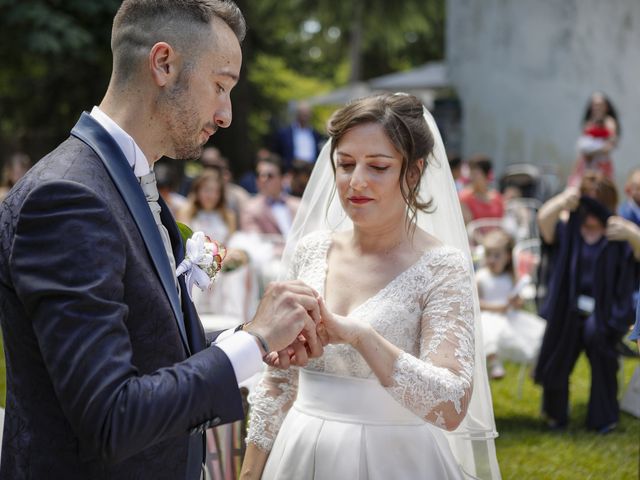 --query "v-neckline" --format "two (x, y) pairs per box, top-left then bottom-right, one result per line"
(319, 232), (449, 318)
